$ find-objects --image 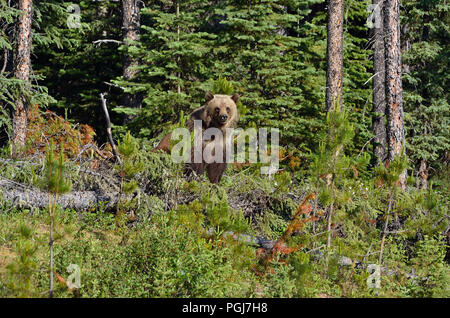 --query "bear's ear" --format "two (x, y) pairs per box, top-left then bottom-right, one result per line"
(231, 93), (240, 104)
(205, 92), (214, 103)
